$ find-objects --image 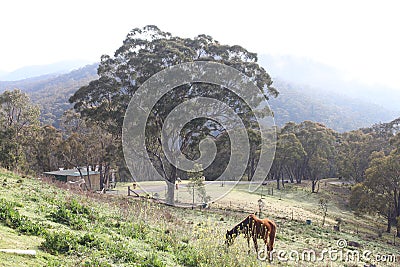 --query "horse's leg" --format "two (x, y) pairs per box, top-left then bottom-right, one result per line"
(264, 237), (270, 262)
(247, 235), (251, 254)
(252, 236), (258, 254)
